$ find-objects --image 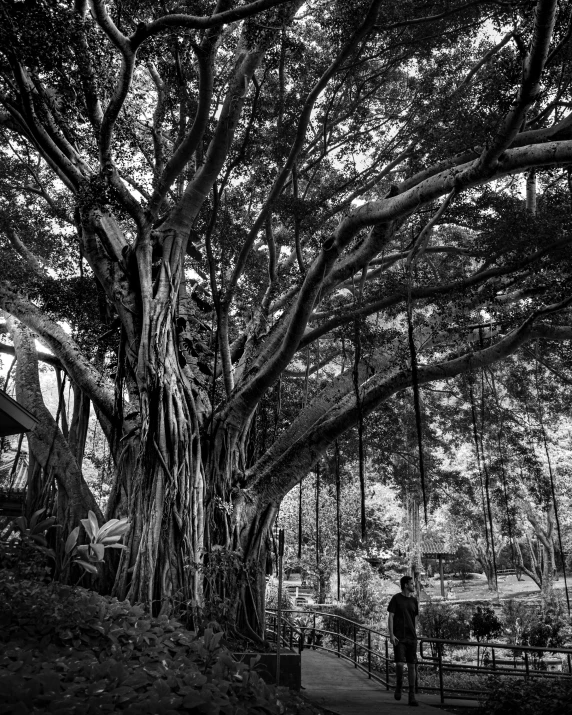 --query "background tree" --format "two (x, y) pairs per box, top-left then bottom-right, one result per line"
(278, 456), (400, 603)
